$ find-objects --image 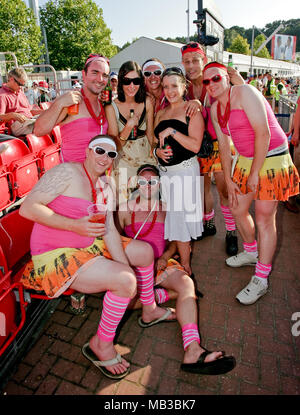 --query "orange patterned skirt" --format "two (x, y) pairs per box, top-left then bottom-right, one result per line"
(155, 258), (187, 286)
(232, 152), (299, 200)
(21, 236), (132, 298)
